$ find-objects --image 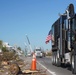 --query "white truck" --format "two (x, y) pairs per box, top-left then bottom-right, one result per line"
(34, 47), (43, 58)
